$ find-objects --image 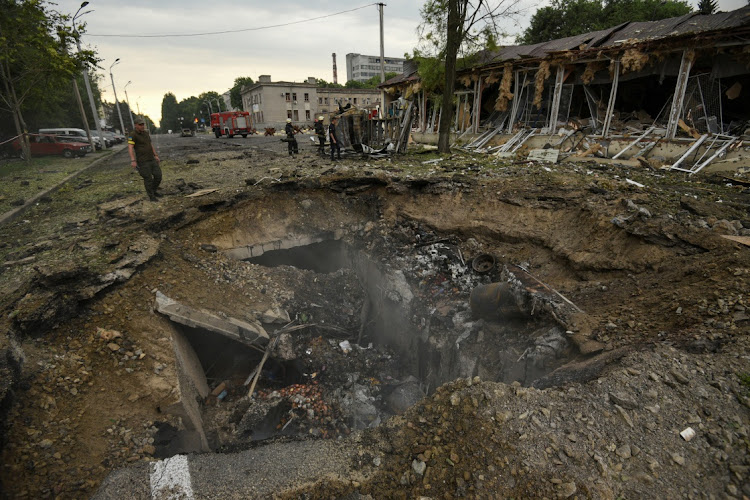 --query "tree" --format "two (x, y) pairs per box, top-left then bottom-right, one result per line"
(417, 0), (522, 153)
(697, 0), (718, 14)
(0, 0), (91, 159)
(316, 78), (344, 88)
(160, 92), (178, 131)
(230, 76), (254, 110)
(347, 73), (399, 89)
(520, 0), (692, 45)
